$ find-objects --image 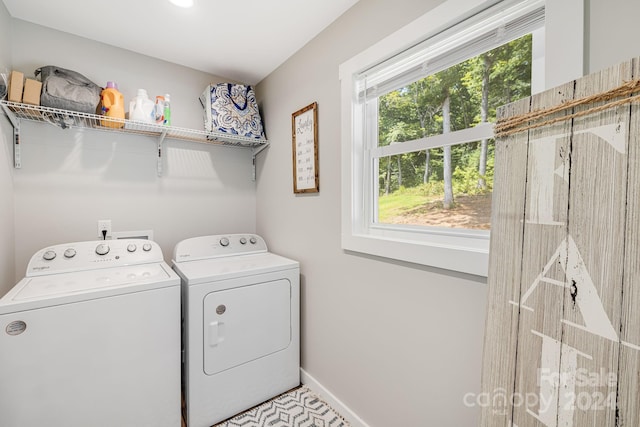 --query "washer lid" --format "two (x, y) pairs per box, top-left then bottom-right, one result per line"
(0, 262), (179, 313)
(172, 252), (298, 285)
